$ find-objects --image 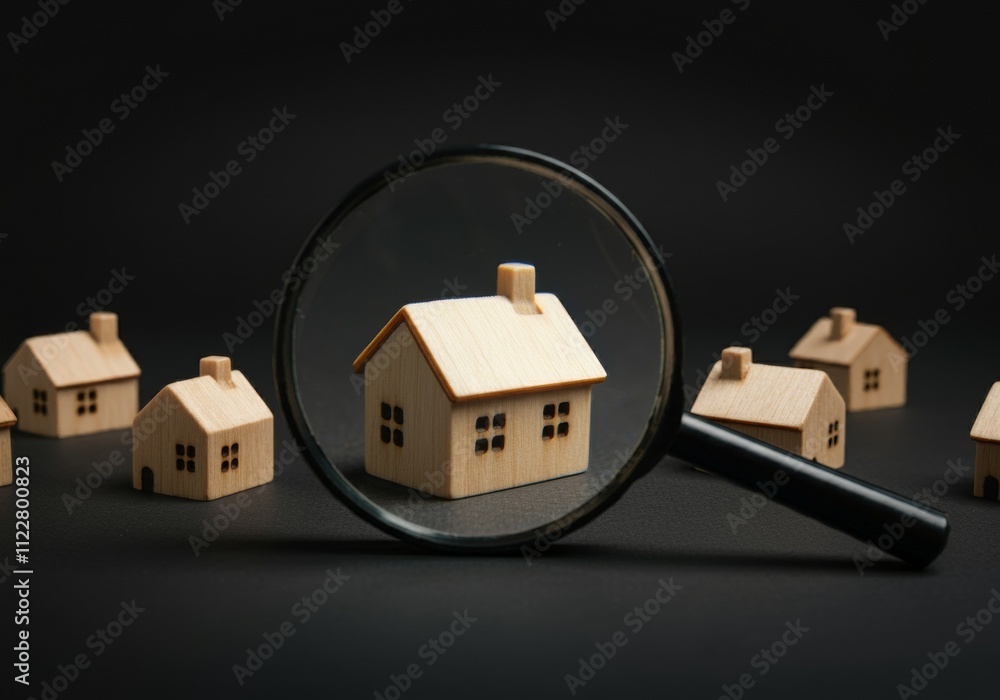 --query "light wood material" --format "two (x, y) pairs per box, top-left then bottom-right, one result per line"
(789, 307), (907, 412)
(355, 262), (606, 498)
(692, 347), (846, 468)
(131, 357), (273, 500)
(971, 382), (1000, 500)
(2, 313), (140, 437)
(0, 396), (14, 487)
